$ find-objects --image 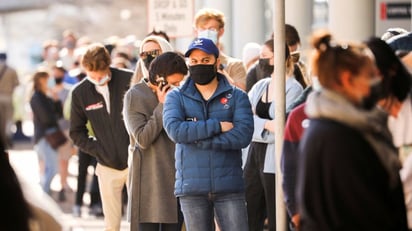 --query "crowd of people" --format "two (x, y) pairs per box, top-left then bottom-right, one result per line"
(2, 6), (412, 231)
